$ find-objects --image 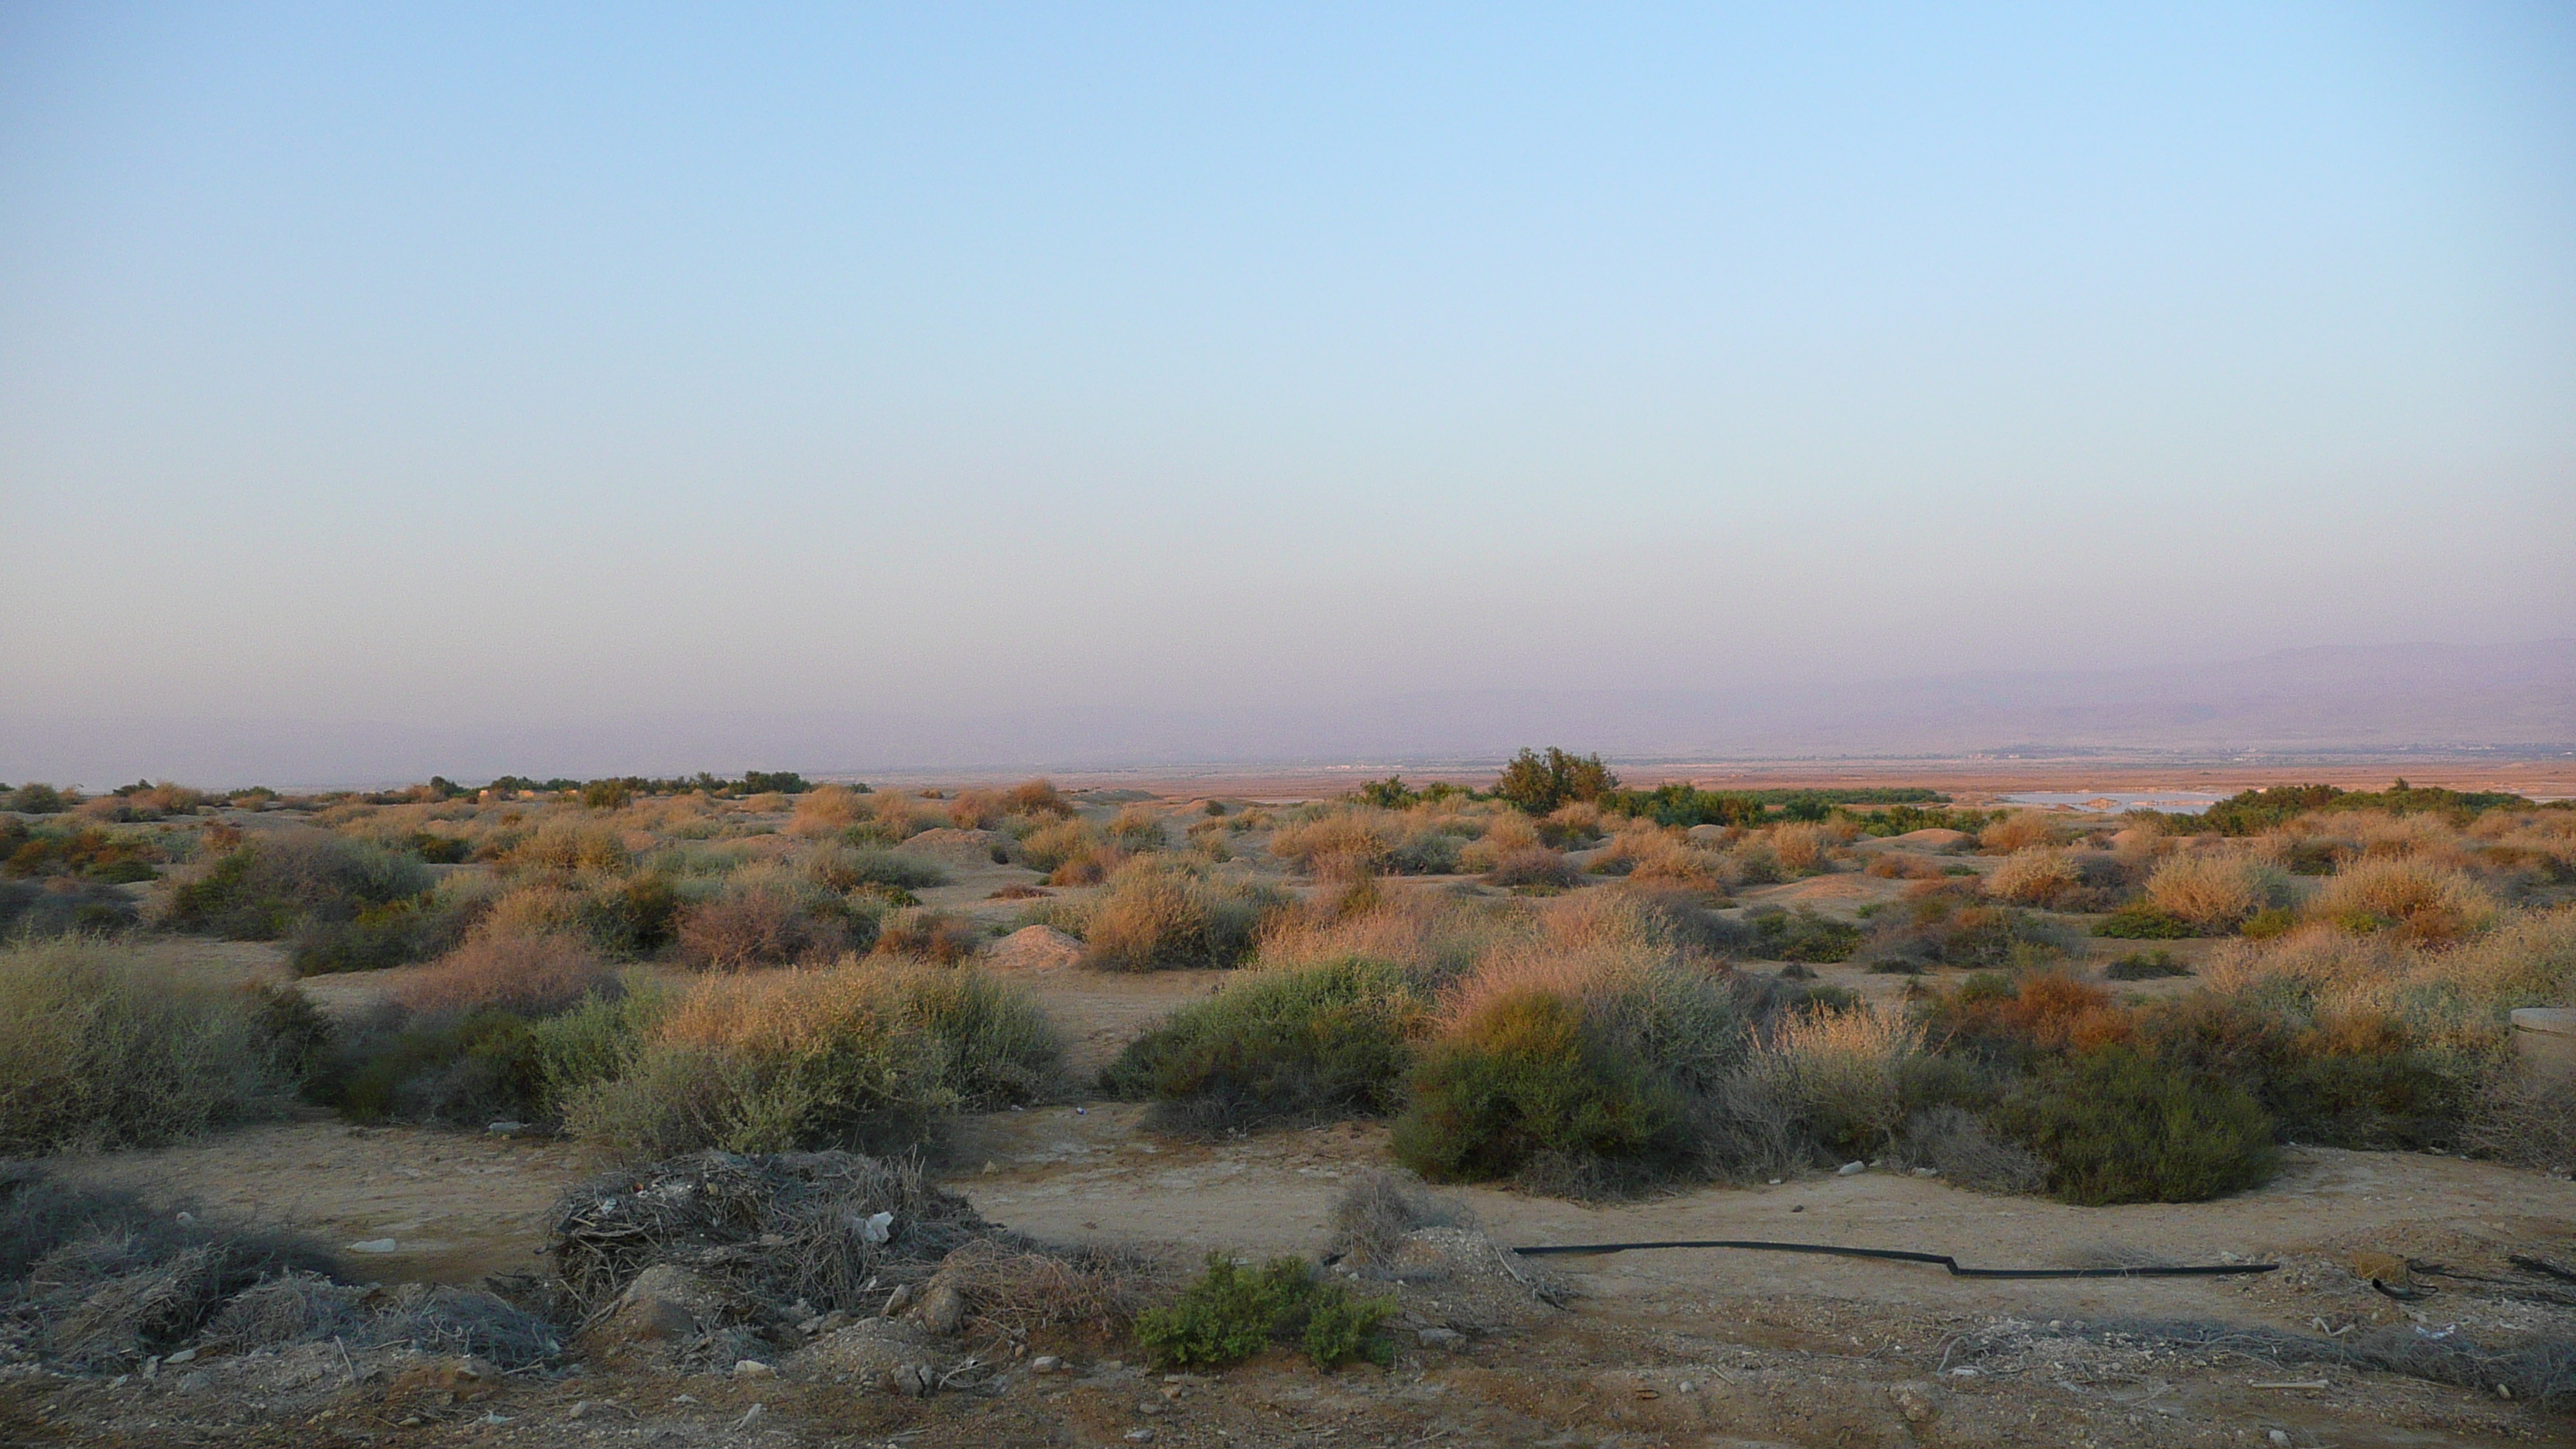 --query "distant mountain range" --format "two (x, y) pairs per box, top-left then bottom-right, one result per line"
(5, 640), (2569, 789)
